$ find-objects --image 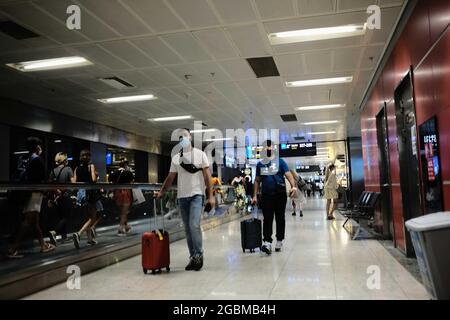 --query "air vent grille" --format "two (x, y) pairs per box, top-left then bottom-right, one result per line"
(246, 57), (280, 78)
(280, 114), (298, 122)
(98, 76), (134, 89)
(0, 21), (40, 40)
